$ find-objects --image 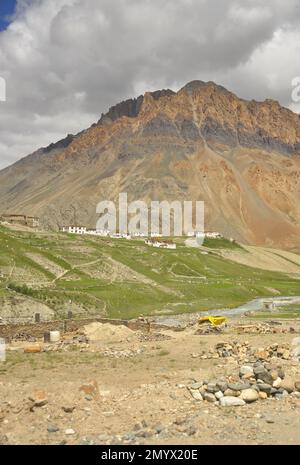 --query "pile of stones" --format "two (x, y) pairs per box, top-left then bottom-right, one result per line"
(235, 322), (297, 334)
(101, 347), (145, 358)
(187, 361), (300, 407)
(44, 335), (90, 352)
(195, 326), (224, 335)
(197, 341), (291, 361)
(13, 332), (37, 343)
